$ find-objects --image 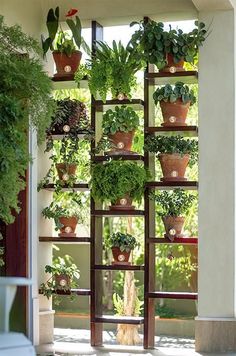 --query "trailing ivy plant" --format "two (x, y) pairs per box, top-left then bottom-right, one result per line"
(153, 82), (196, 105)
(129, 19), (208, 68)
(0, 15), (55, 224)
(144, 135), (198, 166)
(40, 255), (80, 305)
(105, 232), (139, 252)
(90, 161), (149, 204)
(77, 40), (144, 102)
(102, 105), (140, 135)
(150, 189), (196, 217)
